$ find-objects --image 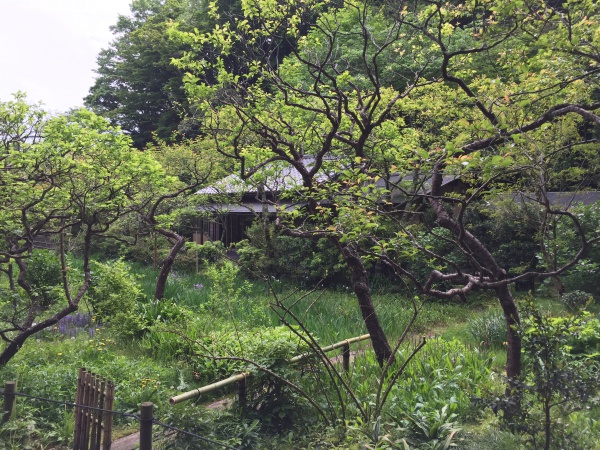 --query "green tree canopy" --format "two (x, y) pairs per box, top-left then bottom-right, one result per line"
(85, 0), (216, 147)
(172, 0), (600, 387)
(0, 94), (166, 365)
